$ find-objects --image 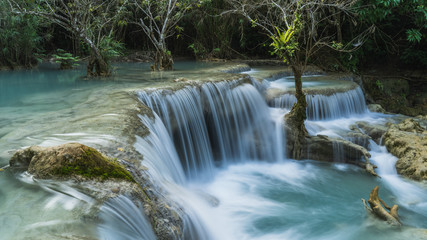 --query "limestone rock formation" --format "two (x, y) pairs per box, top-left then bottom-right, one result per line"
(383, 118), (427, 181)
(347, 125), (371, 149)
(10, 143), (135, 182)
(9, 142), (185, 240)
(356, 121), (388, 144)
(368, 104), (386, 113)
(284, 121), (378, 176)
